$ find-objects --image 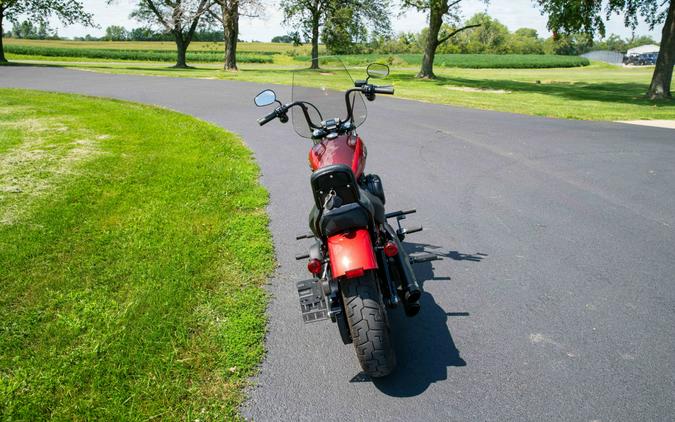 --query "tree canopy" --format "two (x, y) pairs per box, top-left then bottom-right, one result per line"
(281, 0), (391, 67)
(536, 0), (675, 99)
(0, 0), (93, 62)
